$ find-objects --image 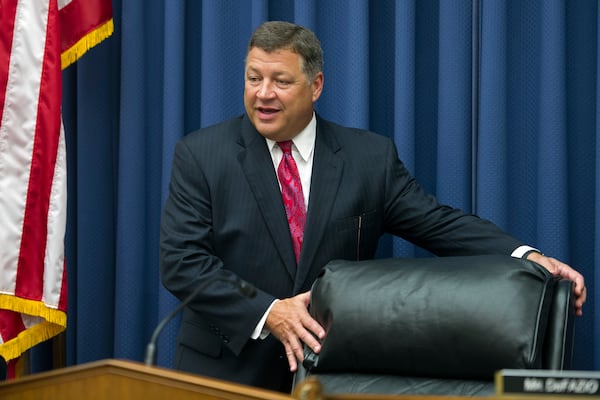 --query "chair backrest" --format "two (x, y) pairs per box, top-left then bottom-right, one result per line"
(295, 255), (575, 396)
